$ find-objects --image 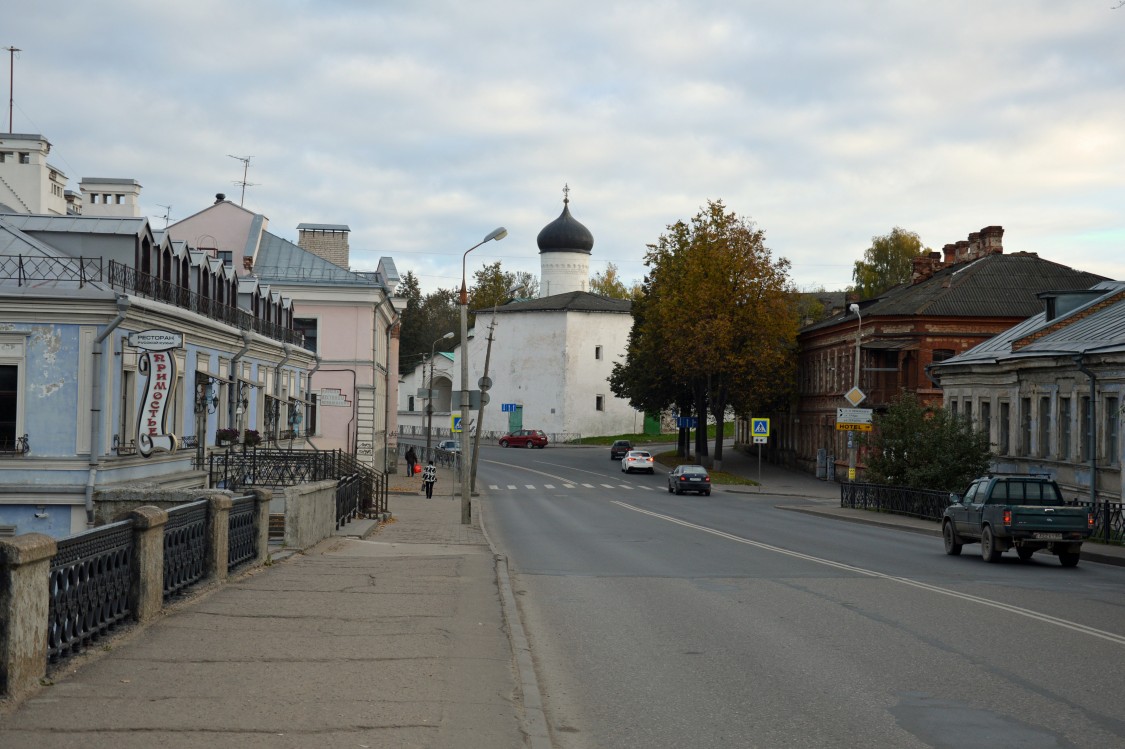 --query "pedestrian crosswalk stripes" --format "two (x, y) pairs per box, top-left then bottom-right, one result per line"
(486, 483), (659, 492)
